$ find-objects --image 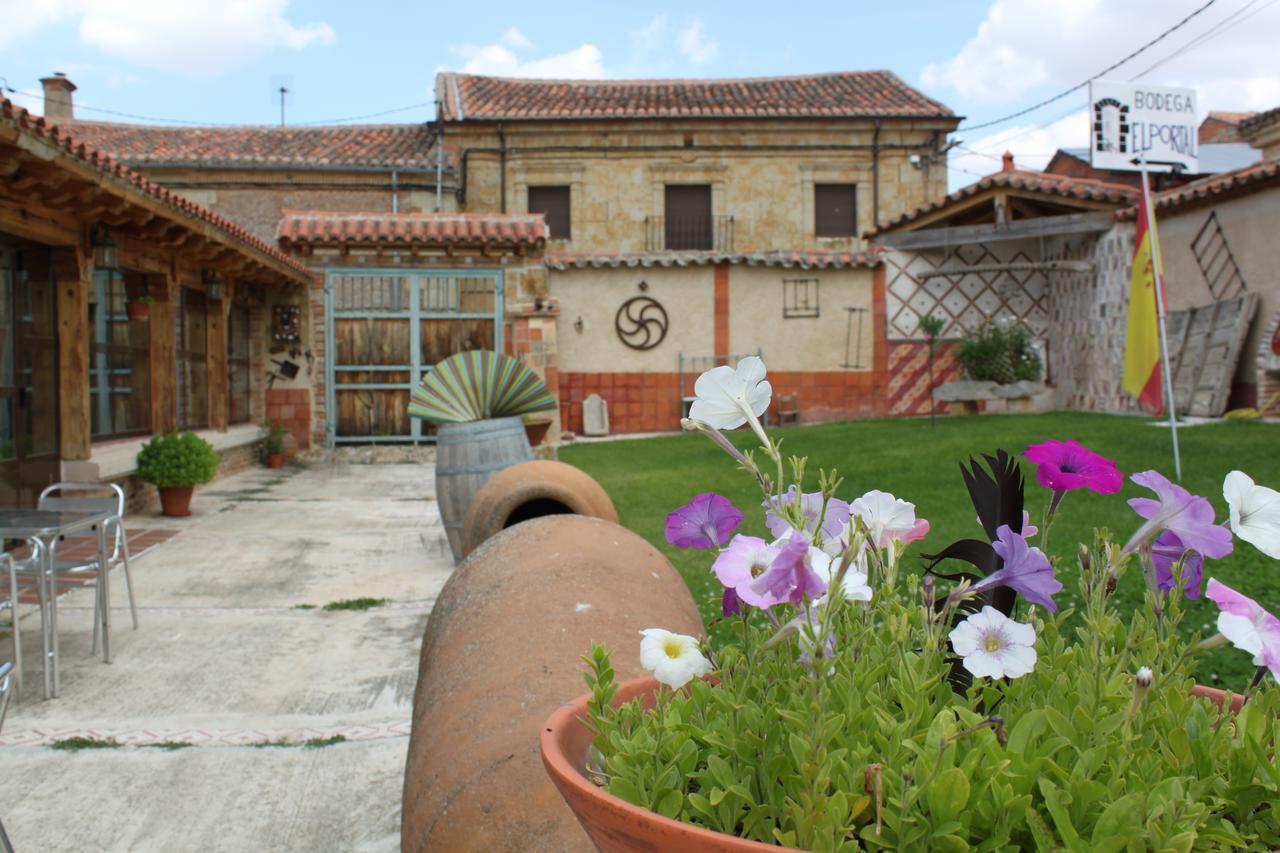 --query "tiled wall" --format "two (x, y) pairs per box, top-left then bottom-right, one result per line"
(266, 388), (312, 450)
